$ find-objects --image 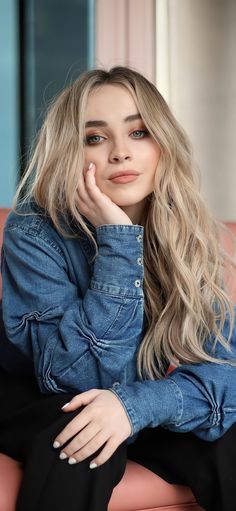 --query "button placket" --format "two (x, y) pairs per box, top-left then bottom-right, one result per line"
(135, 232), (143, 287)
